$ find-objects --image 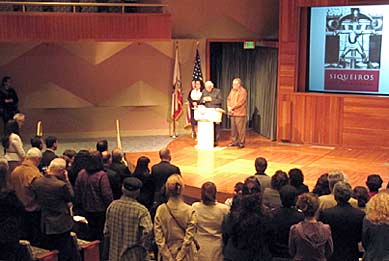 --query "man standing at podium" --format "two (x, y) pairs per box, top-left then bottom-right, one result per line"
(200, 81), (223, 146)
(227, 78), (247, 148)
